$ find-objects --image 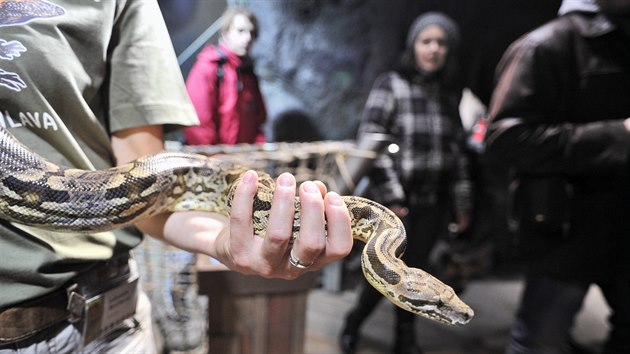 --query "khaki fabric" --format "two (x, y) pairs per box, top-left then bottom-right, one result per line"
(0, 0), (198, 307)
